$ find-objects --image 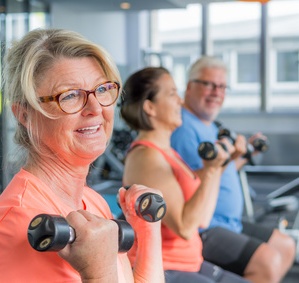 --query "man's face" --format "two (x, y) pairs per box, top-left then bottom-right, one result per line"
(184, 67), (227, 124)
